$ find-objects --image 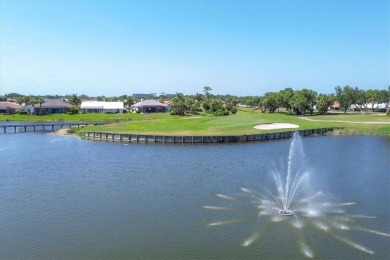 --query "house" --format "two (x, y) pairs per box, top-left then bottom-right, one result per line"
(331, 101), (340, 110)
(0, 101), (22, 114)
(377, 103), (388, 112)
(131, 99), (169, 113)
(28, 99), (72, 114)
(81, 101), (124, 114)
(348, 102), (388, 112)
(365, 102), (388, 112)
